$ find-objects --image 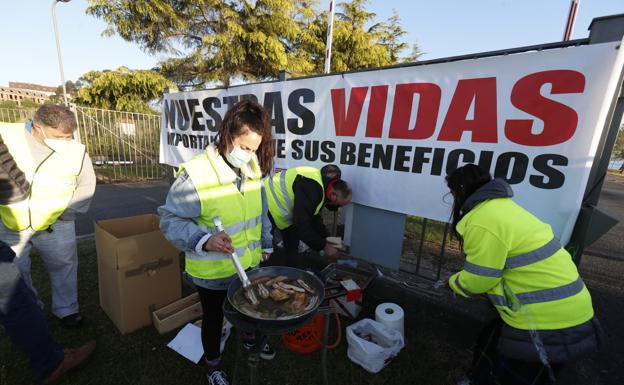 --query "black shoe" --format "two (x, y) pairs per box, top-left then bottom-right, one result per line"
(243, 341), (275, 361)
(59, 313), (84, 328)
